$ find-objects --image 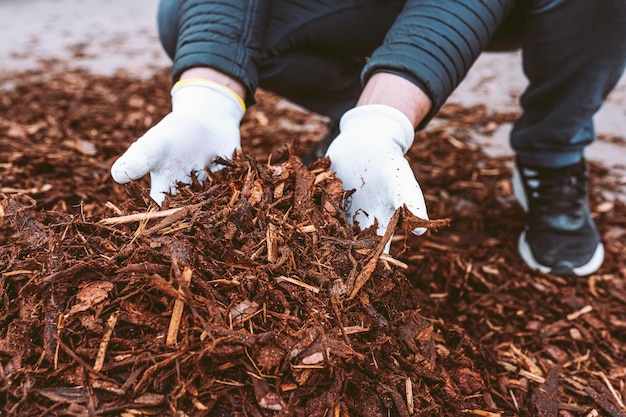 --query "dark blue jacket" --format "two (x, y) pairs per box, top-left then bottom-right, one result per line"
(173, 0), (512, 123)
